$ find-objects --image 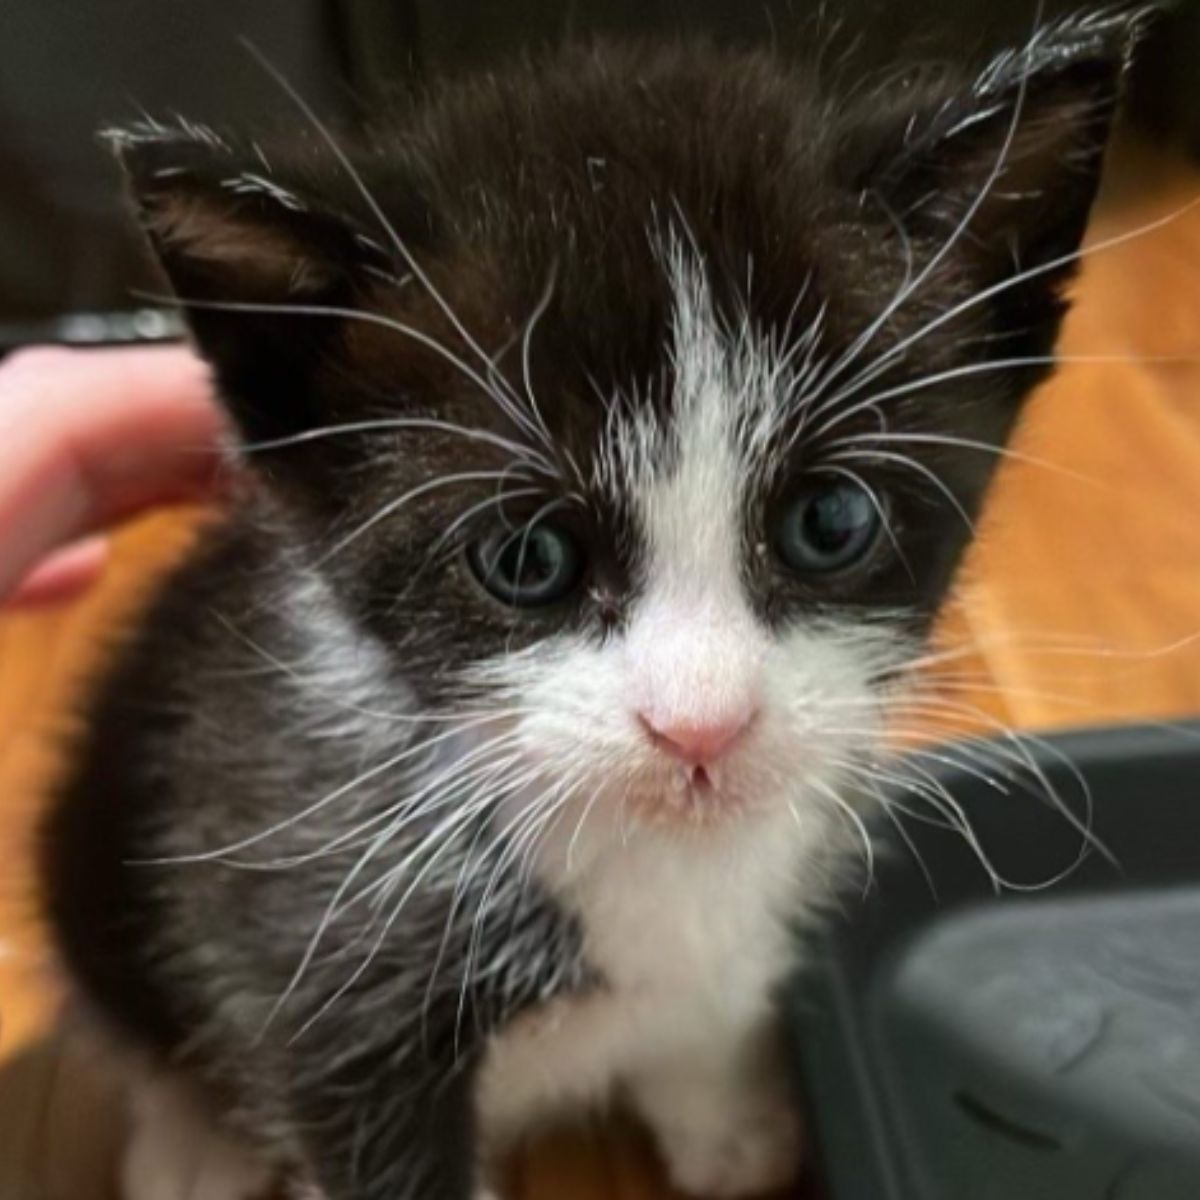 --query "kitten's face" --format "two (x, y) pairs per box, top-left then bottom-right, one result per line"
(446, 241), (920, 842)
(116, 23), (1131, 855)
